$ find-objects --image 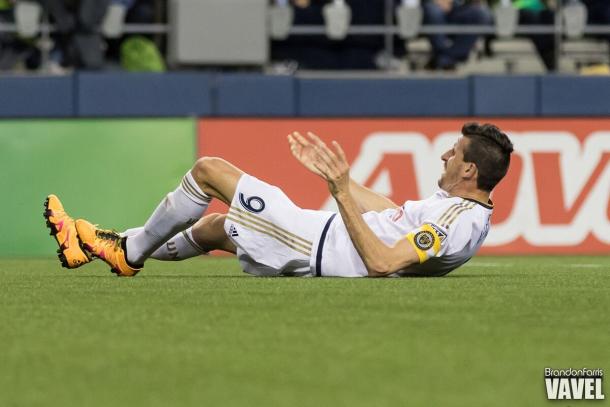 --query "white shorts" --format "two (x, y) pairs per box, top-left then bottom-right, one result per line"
(224, 174), (335, 277)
